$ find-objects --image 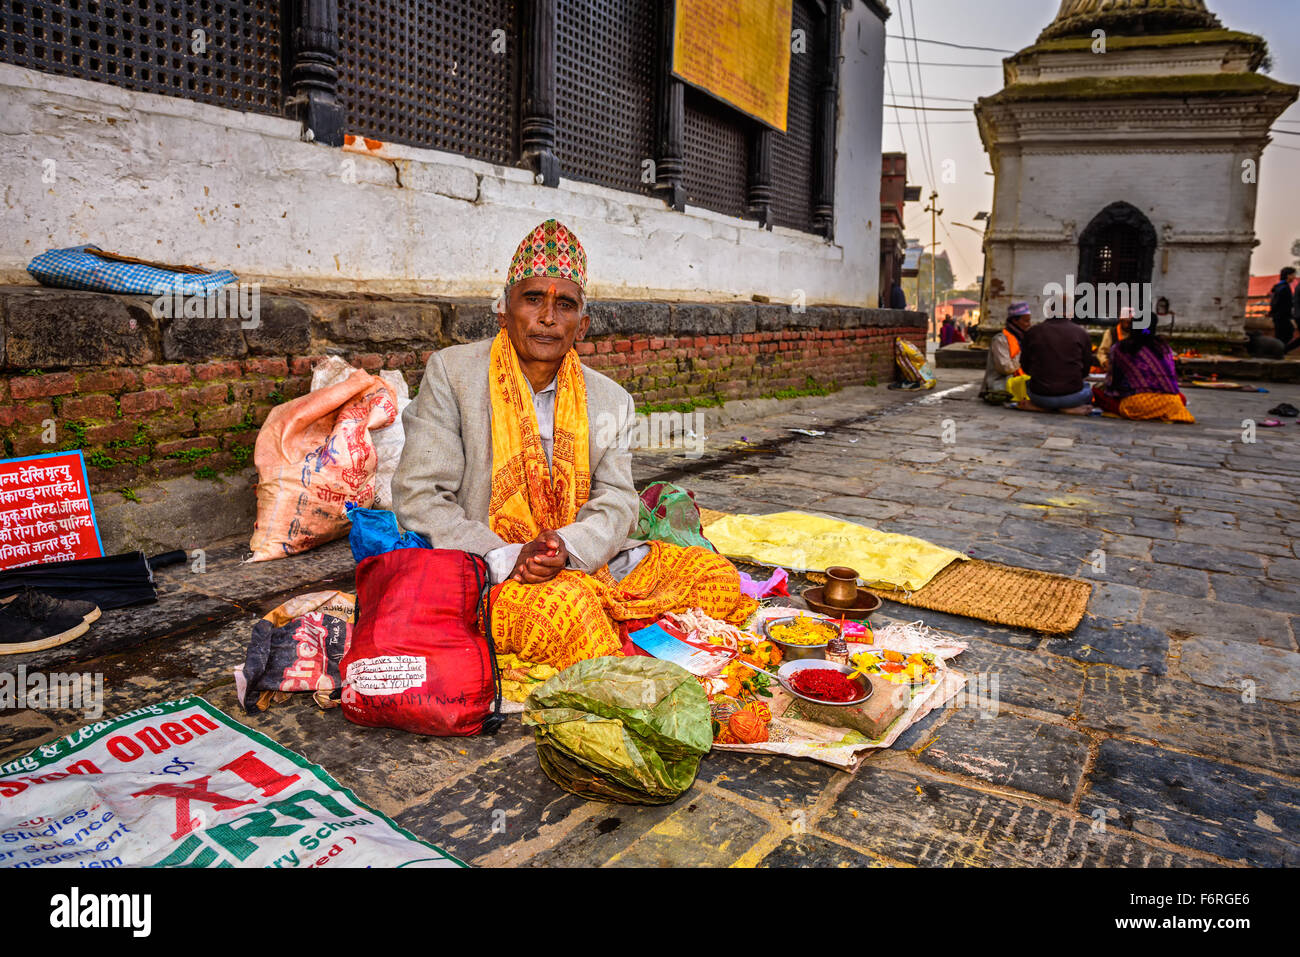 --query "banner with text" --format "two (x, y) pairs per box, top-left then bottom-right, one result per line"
(0, 696), (462, 868)
(672, 0), (793, 132)
(0, 450), (103, 571)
